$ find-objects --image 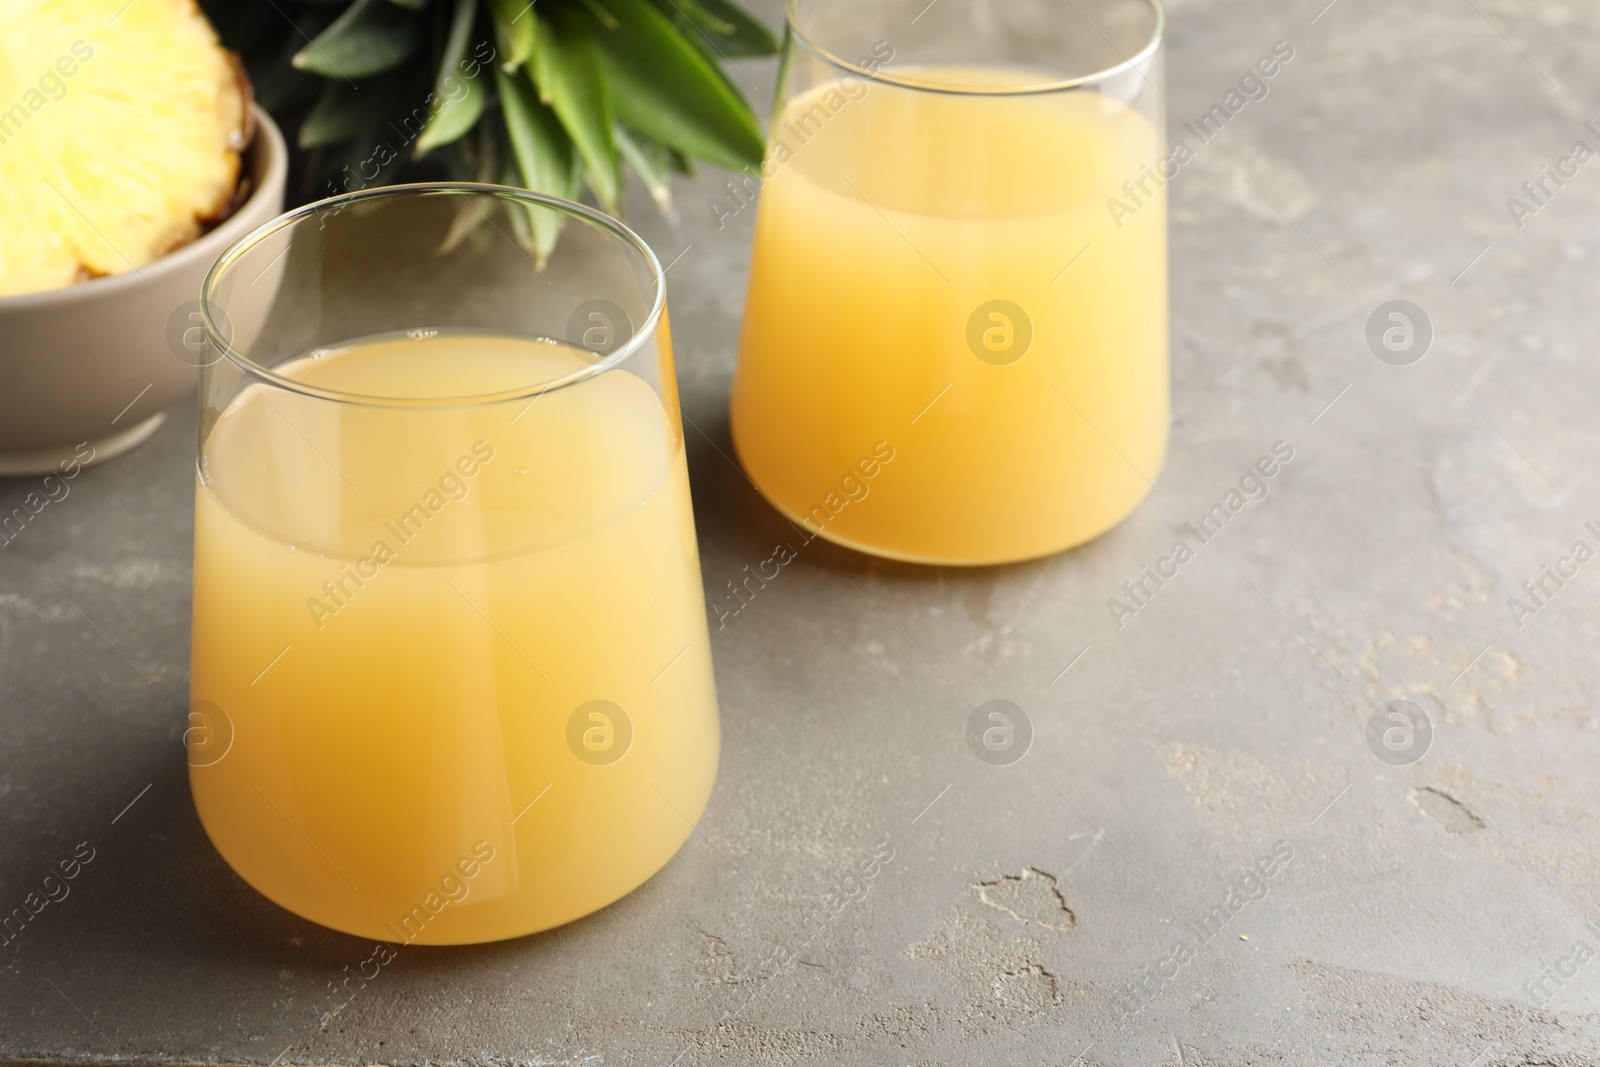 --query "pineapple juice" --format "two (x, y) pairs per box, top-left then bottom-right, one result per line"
(731, 71), (1169, 564)
(189, 333), (719, 943)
